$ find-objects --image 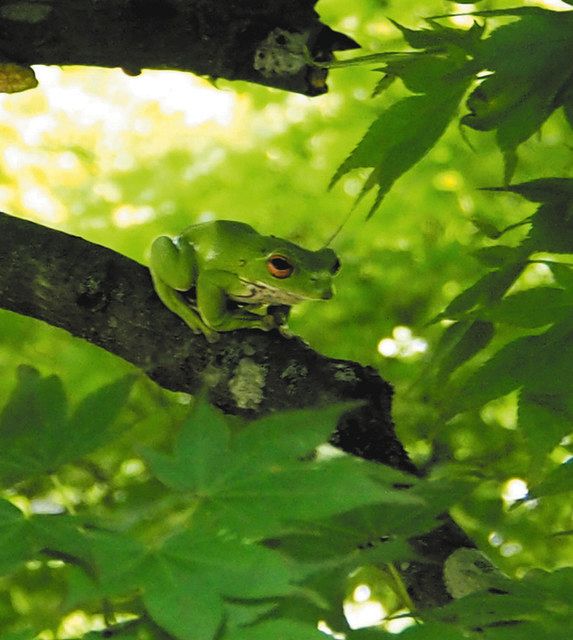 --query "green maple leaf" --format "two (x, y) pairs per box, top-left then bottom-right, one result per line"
(0, 367), (134, 484)
(88, 523), (300, 640)
(462, 10), (573, 181)
(144, 400), (420, 537)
